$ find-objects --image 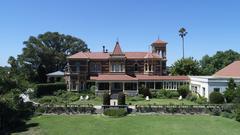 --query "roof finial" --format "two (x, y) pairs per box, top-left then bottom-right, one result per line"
(158, 35), (160, 40)
(117, 37), (119, 43)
